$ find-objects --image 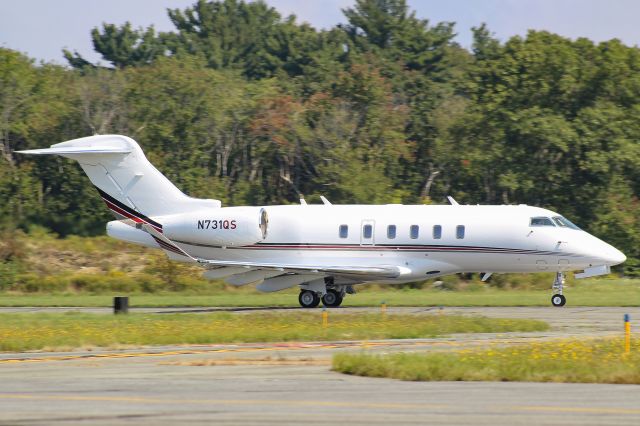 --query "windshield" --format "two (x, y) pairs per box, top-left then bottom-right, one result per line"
(530, 217), (555, 227)
(553, 216), (581, 230)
